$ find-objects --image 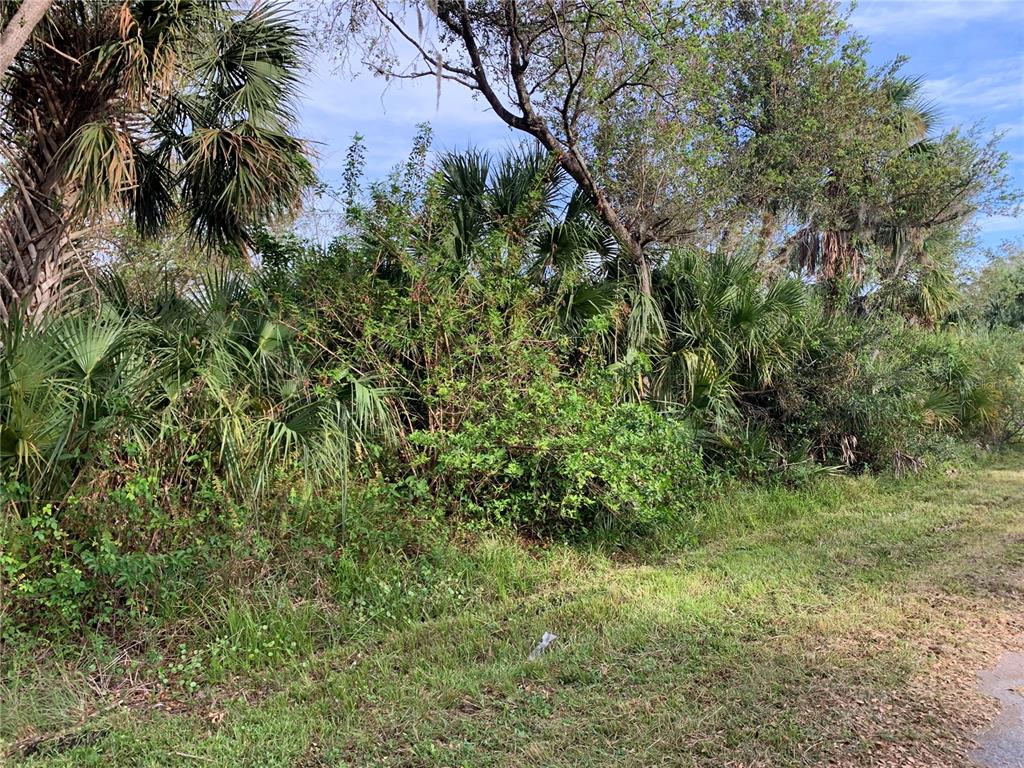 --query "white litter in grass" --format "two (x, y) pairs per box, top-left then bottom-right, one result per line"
(528, 631), (558, 660)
